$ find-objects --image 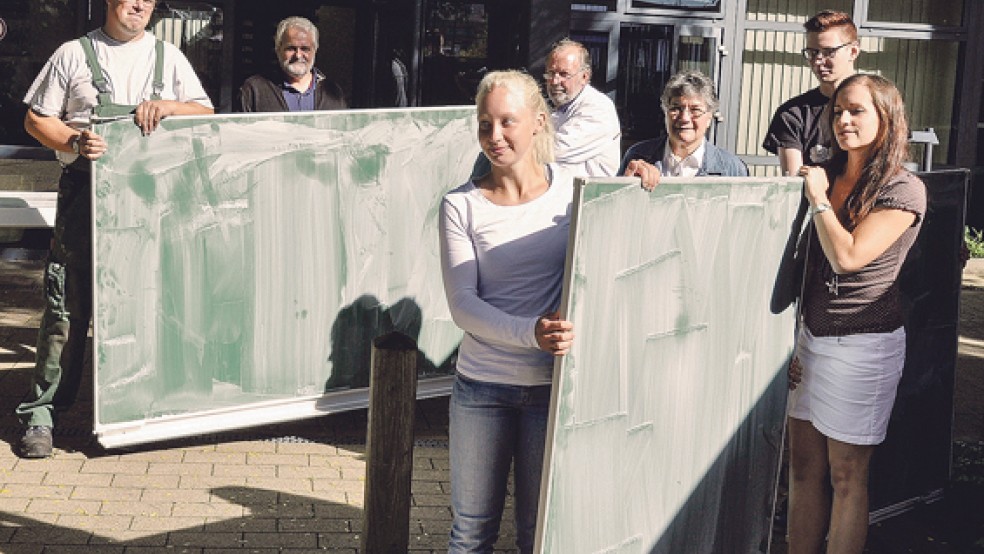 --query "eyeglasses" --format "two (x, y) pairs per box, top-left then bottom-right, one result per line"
(666, 104), (708, 119)
(543, 70), (582, 81)
(801, 42), (852, 61)
(118, 0), (156, 7)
